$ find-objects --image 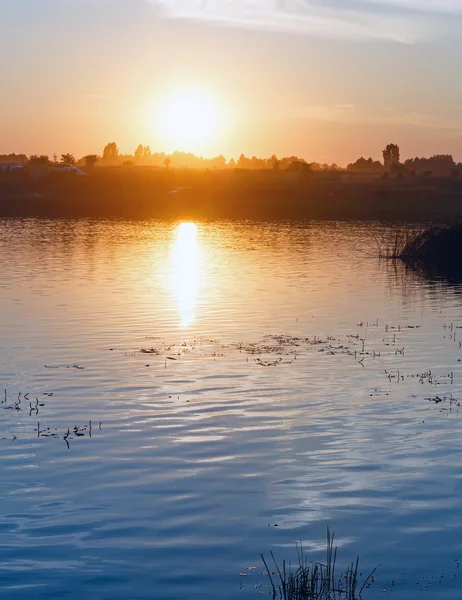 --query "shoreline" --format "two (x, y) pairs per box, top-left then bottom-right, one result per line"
(1, 168), (462, 221)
